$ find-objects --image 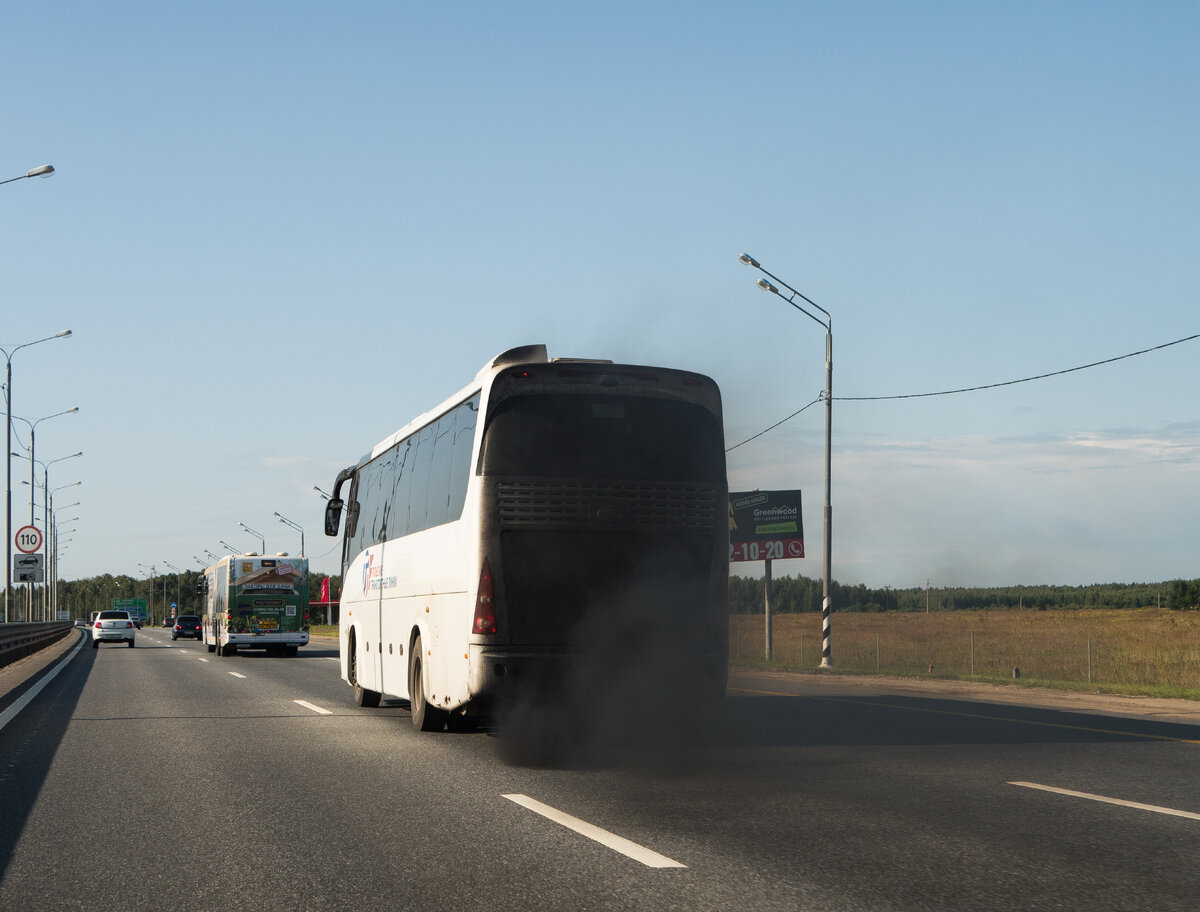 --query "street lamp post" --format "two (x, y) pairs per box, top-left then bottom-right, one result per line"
(219, 540), (239, 555)
(739, 253), (834, 669)
(274, 512), (304, 556)
(45, 500), (79, 621)
(12, 409), (79, 620)
(239, 522), (265, 555)
(3, 330), (72, 622)
(12, 408), (79, 529)
(46, 479), (81, 621)
(163, 561), (182, 621)
(22, 458), (82, 620)
(0, 164), (55, 187)
(138, 563), (156, 623)
(203, 550), (222, 563)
